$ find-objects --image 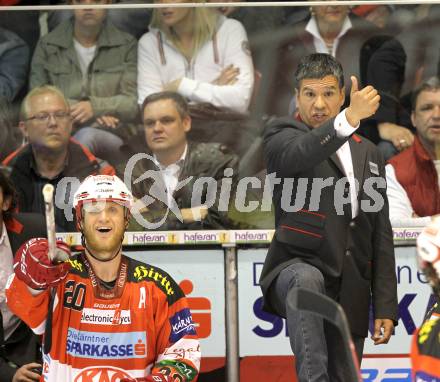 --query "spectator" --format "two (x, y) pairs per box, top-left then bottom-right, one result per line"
(0, 167), (44, 382)
(0, 10), (40, 57)
(47, 0), (154, 40)
(352, 4), (394, 30)
(0, 98), (21, 162)
(367, 11), (440, 159)
(137, 0), (254, 115)
(30, 0), (138, 164)
(256, 3), (382, 117)
(3, 86), (115, 232)
(120, 91), (238, 230)
(386, 77), (440, 227)
(138, 0), (255, 158)
(0, 27), (29, 103)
